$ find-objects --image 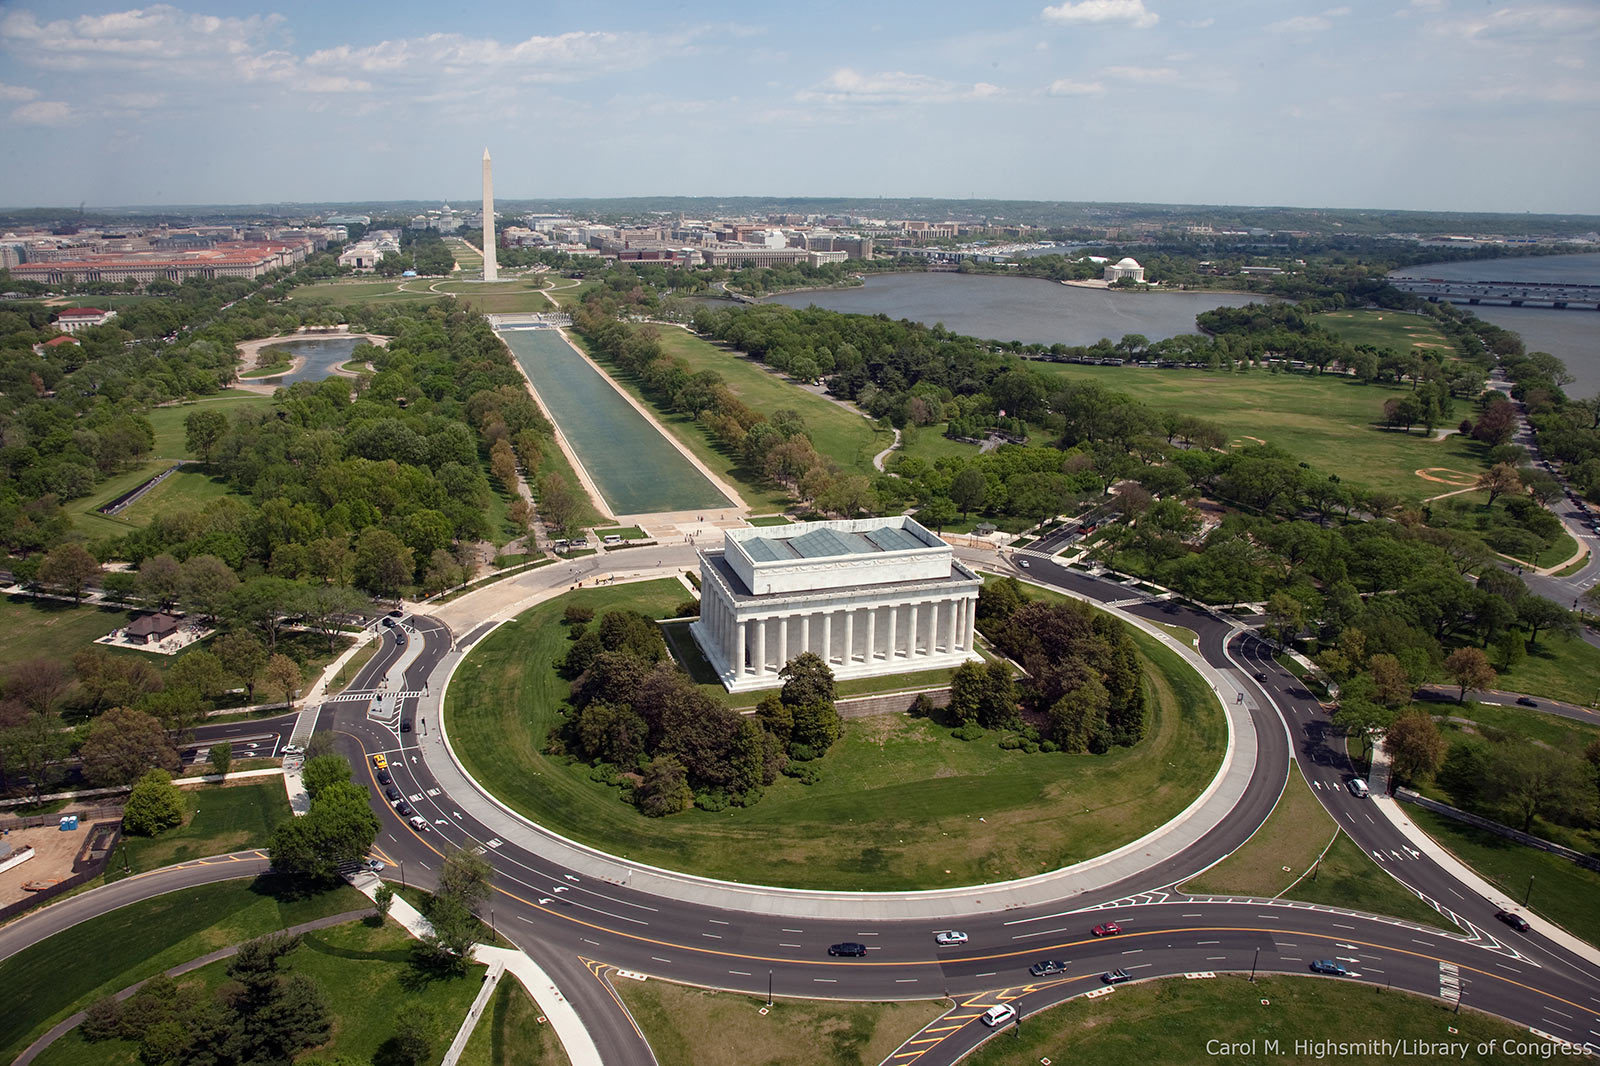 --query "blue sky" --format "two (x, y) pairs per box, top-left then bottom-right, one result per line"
(1, 0), (1595, 213)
